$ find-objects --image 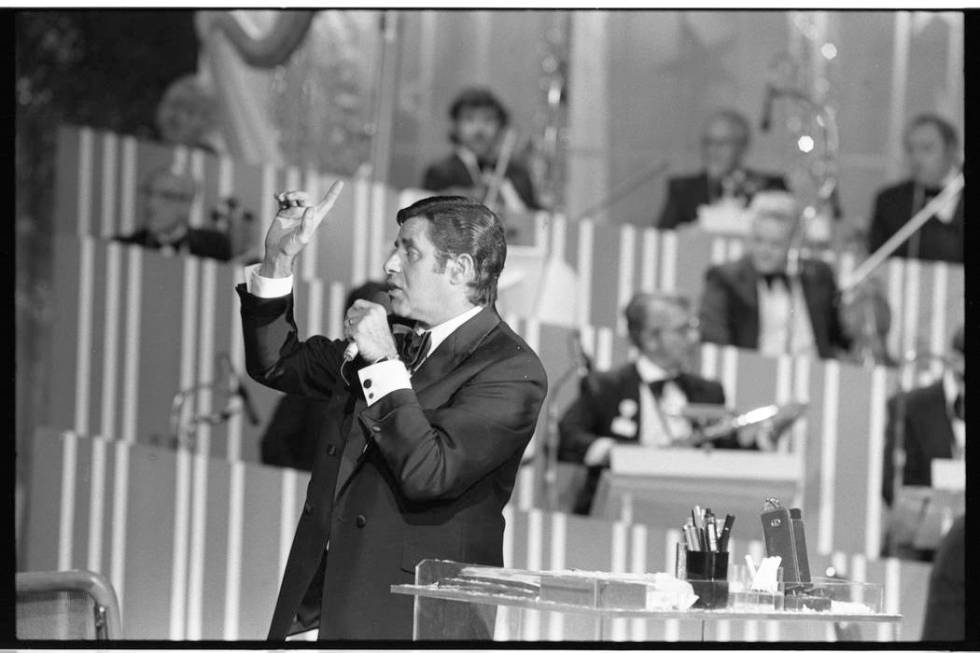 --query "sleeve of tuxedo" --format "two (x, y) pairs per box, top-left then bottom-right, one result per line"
(557, 375), (604, 464)
(867, 191), (888, 255)
(358, 348), (547, 503)
(656, 179), (684, 229)
(823, 264), (852, 354)
(900, 399), (928, 488)
(236, 283), (345, 398)
(698, 266), (734, 346)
